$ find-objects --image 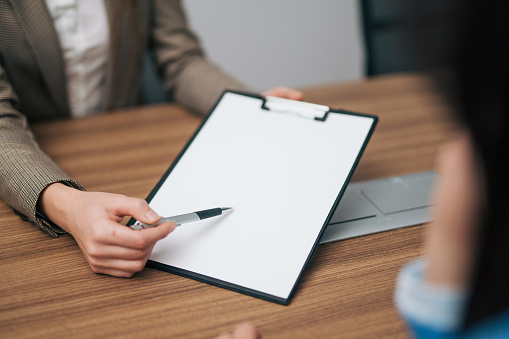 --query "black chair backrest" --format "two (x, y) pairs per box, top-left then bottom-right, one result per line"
(361, 0), (460, 76)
